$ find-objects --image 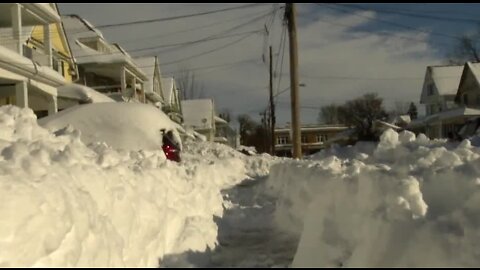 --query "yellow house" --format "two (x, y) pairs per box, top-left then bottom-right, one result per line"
(28, 4), (76, 83)
(0, 3), (76, 118)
